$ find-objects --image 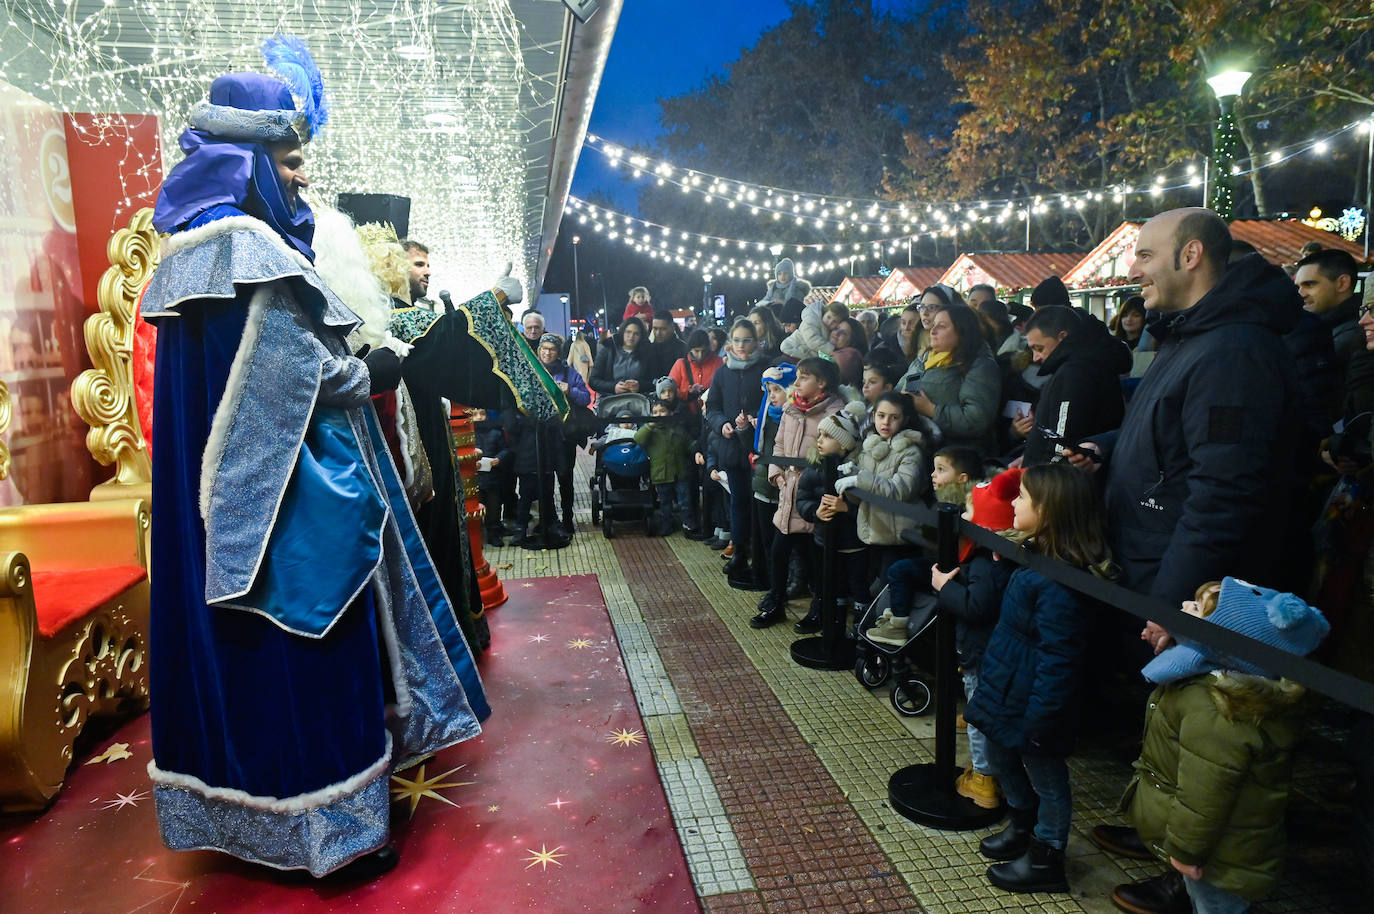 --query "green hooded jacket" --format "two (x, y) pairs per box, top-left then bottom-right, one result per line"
(1125, 671), (1306, 901)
